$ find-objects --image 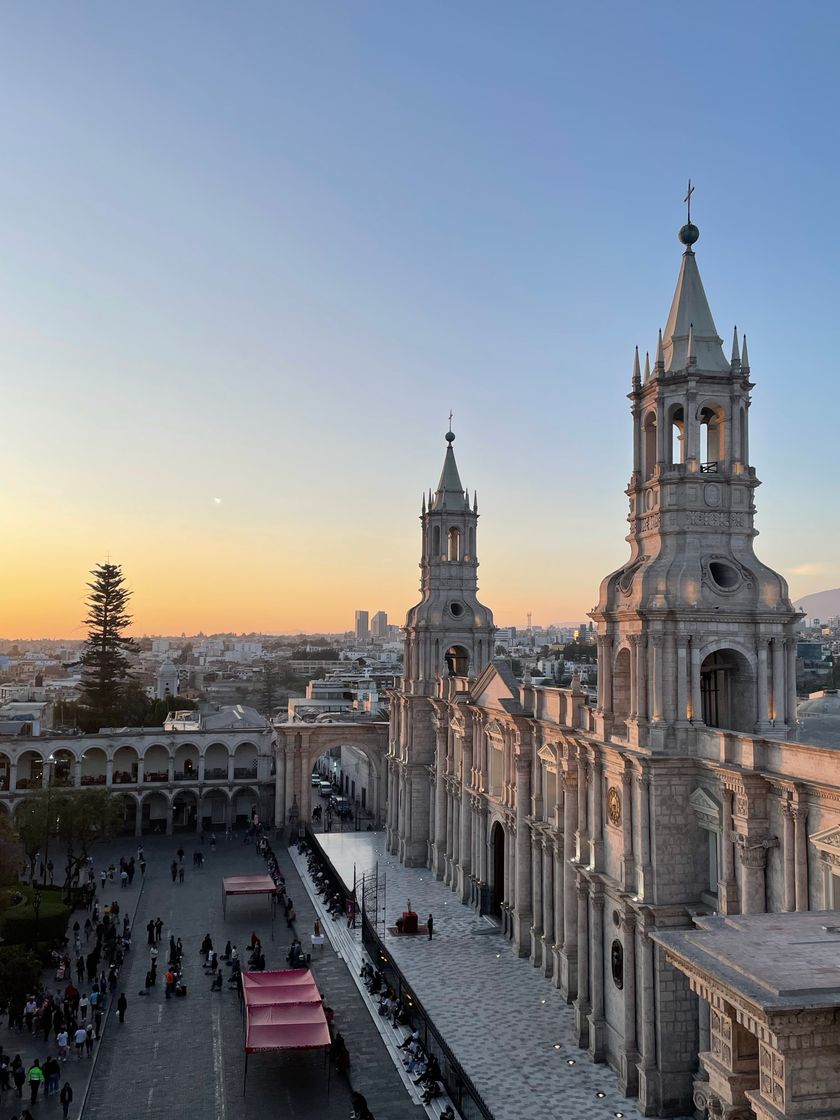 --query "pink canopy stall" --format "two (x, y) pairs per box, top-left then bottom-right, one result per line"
(242, 968), (331, 1091)
(222, 873), (278, 936)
